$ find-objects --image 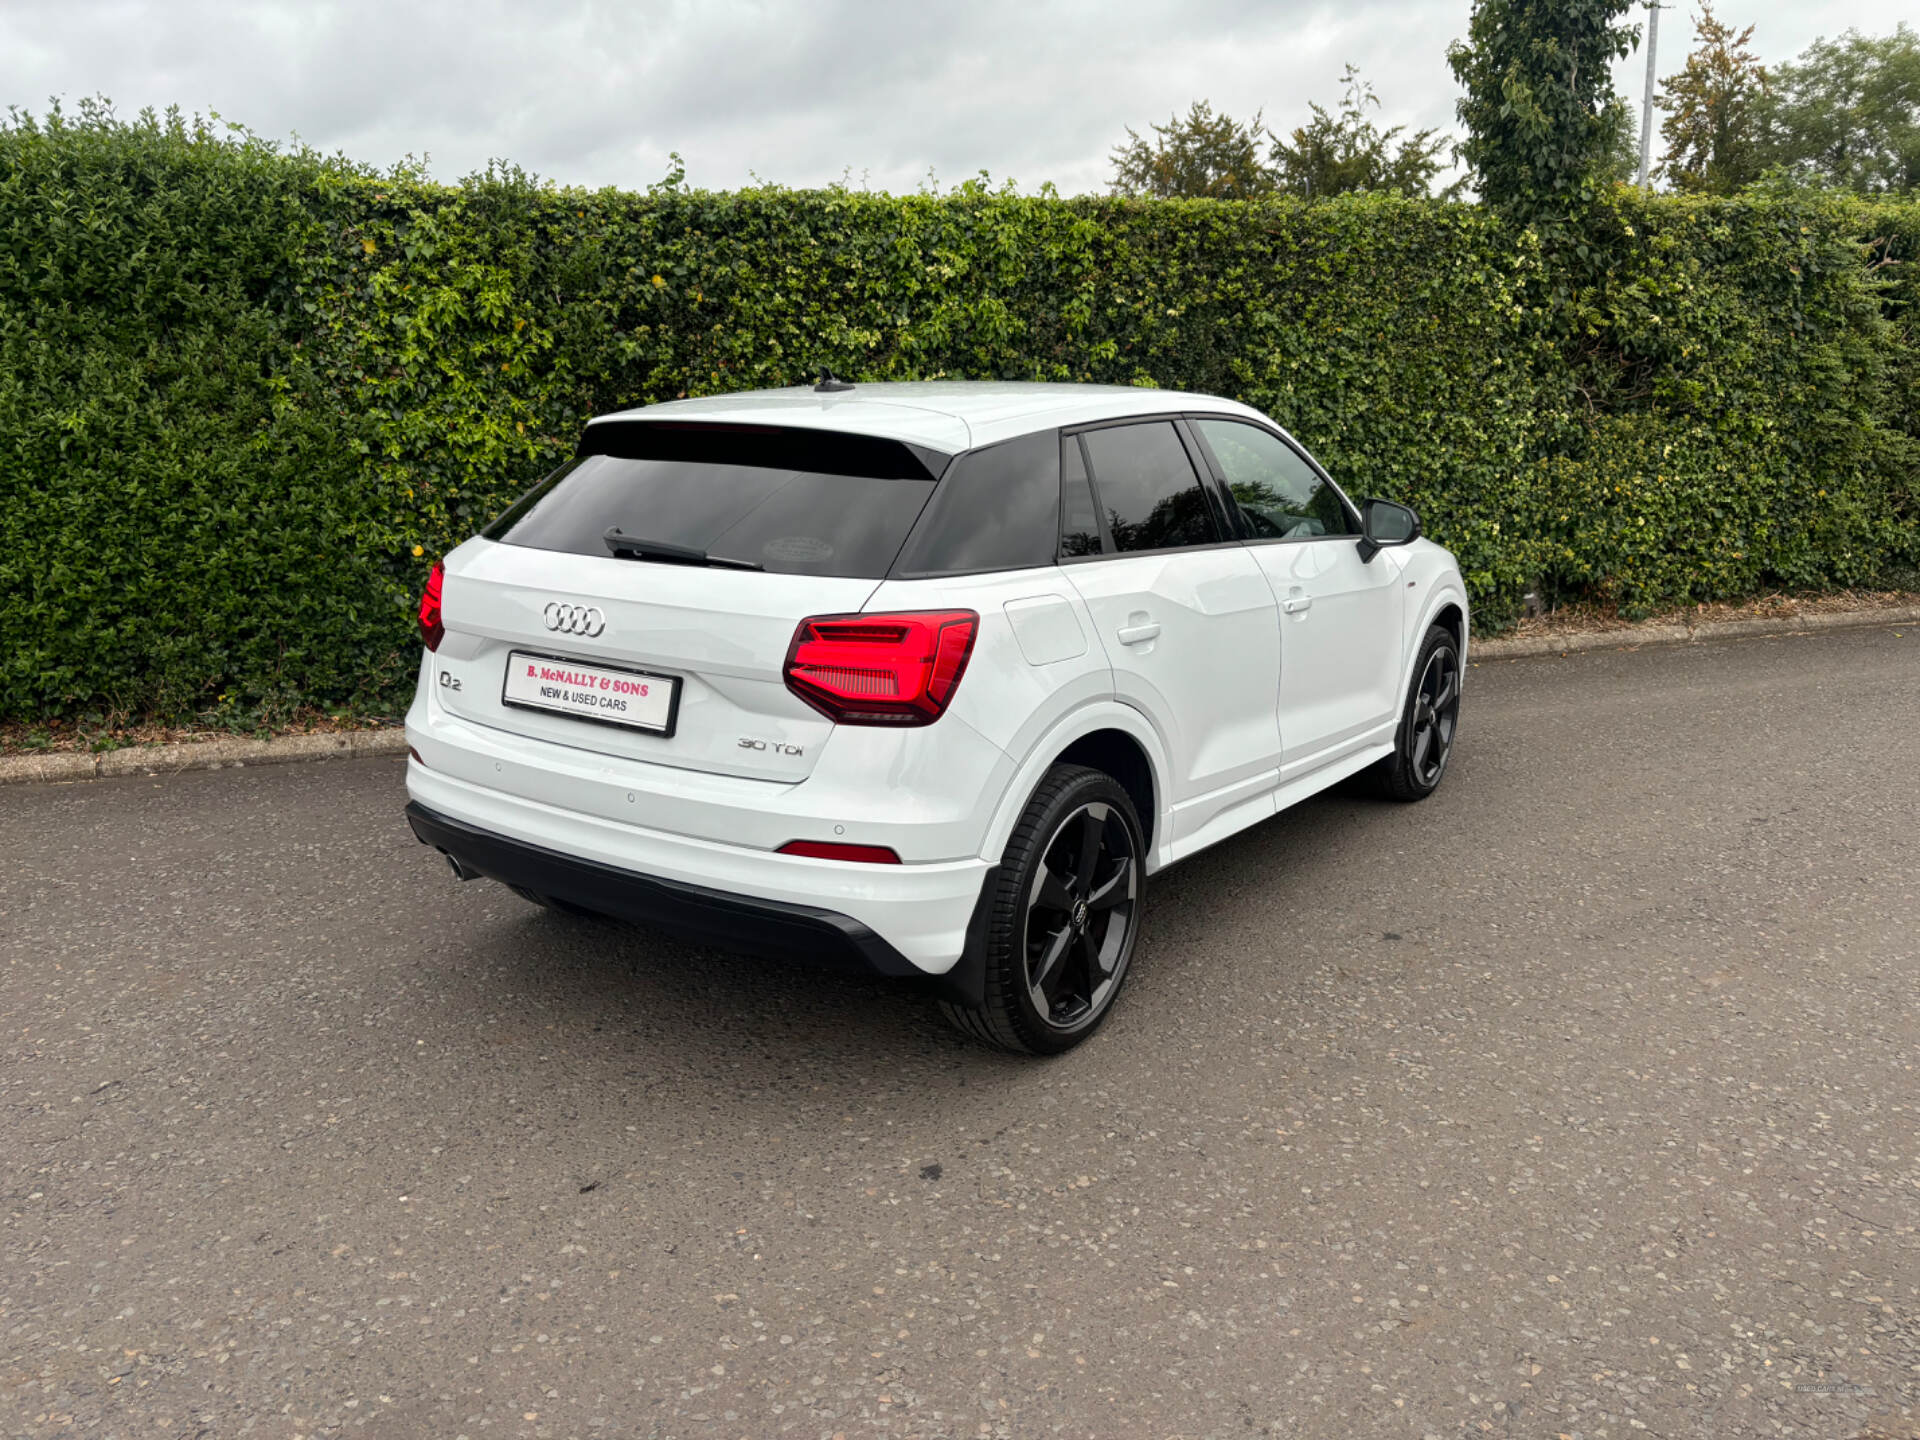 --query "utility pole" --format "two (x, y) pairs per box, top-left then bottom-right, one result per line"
(1637, 0), (1662, 190)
